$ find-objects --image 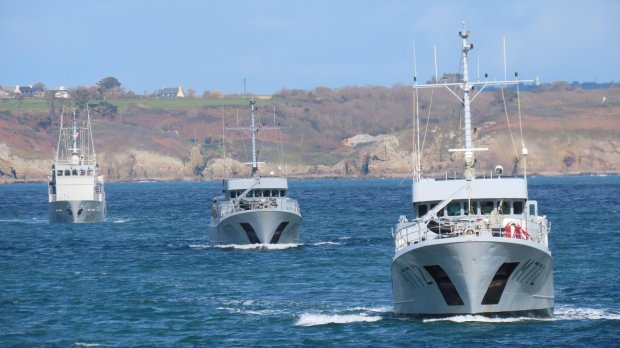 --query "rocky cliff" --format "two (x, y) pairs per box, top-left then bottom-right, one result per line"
(1, 85), (619, 183)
